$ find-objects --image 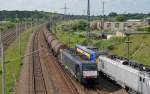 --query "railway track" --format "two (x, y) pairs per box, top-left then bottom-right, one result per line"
(39, 30), (113, 94)
(40, 28), (128, 94)
(58, 63), (110, 94)
(2, 29), (16, 49)
(1, 24), (31, 50)
(31, 31), (47, 94)
(38, 31), (79, 94)
(22, 27), (128, 94)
